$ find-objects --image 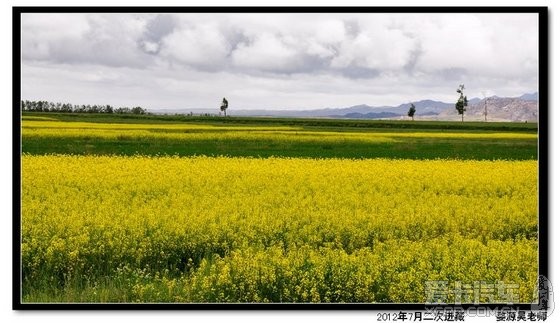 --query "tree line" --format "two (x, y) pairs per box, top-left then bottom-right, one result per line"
(21, 100), (148, 115)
